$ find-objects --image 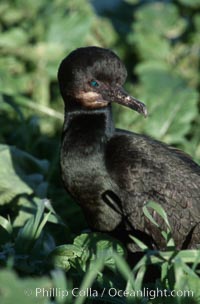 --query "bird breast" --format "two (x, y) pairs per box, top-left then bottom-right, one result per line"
(60, 131), (123, 231)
